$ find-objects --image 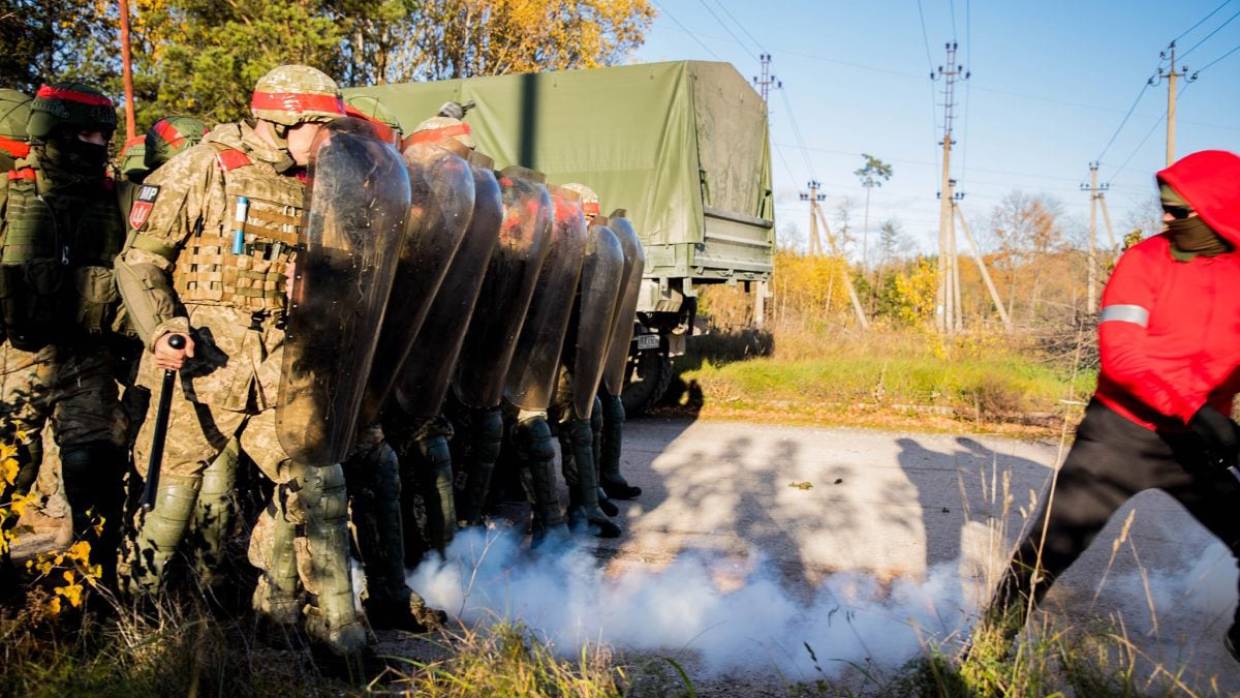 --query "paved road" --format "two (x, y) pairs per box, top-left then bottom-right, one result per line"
(589, 417), (1240, 693)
